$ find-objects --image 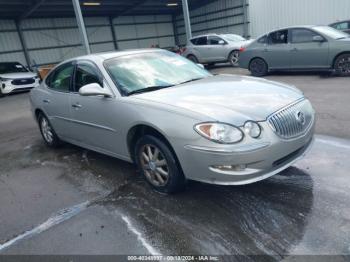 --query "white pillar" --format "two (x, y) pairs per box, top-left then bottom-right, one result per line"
(72, 0), (91, 54)
(181, 0), (192, 41)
